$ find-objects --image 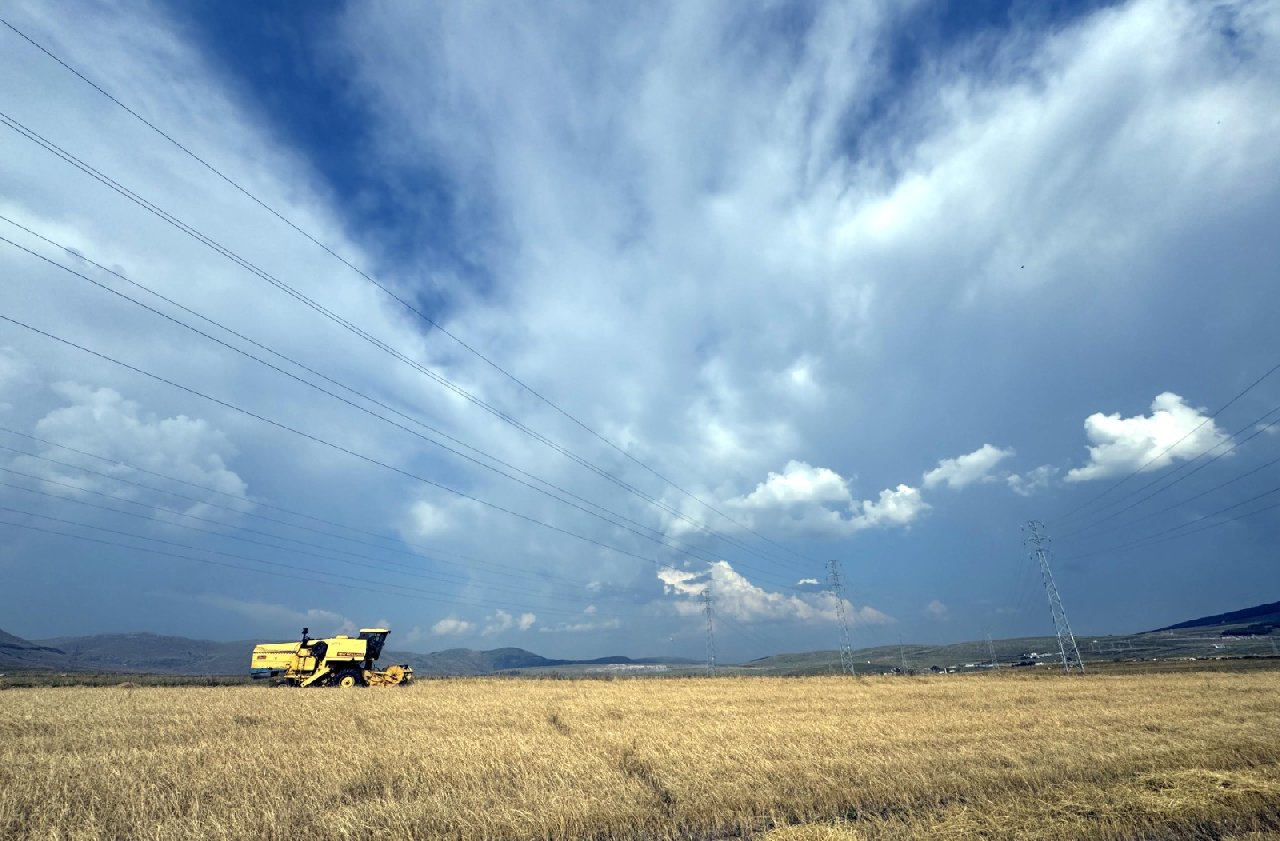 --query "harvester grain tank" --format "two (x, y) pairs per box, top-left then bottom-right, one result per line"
(250, 627), (413, 687)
